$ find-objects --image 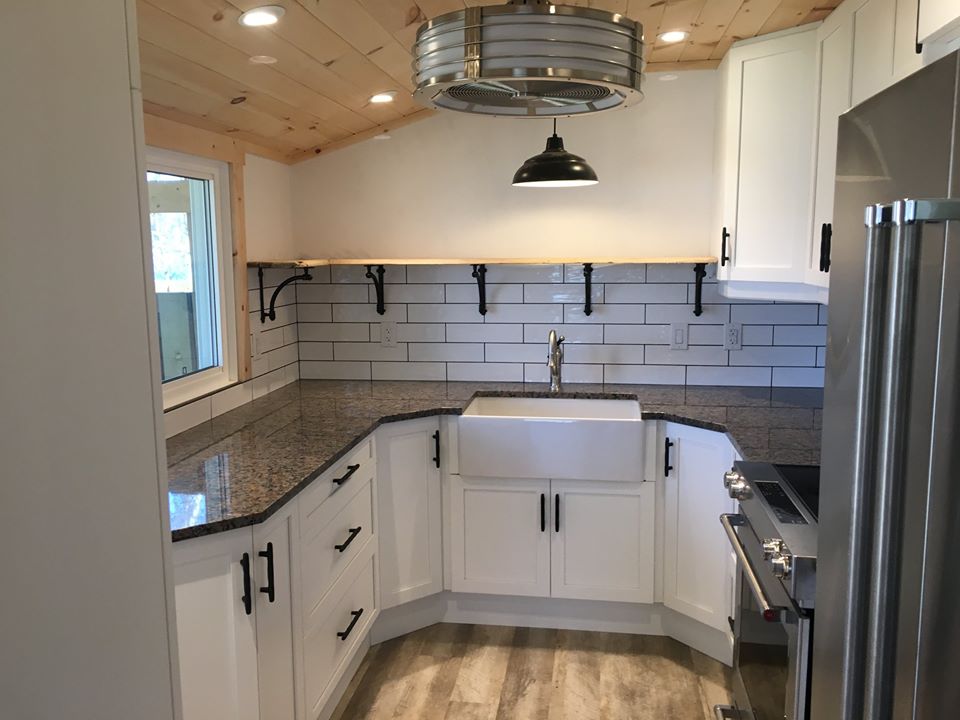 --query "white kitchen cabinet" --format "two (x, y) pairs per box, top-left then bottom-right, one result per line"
(172, 528), (261, 720)
(449, 476), (551, 597)
(253, 507), (299, 720)
(550, 480), (655, 603)
(919, 0), (960, 44)
(661, 423), (738, 634)
(851, 0), (899, 104)
(713, 25), (822, 301)
(376, 417), (443, 608)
